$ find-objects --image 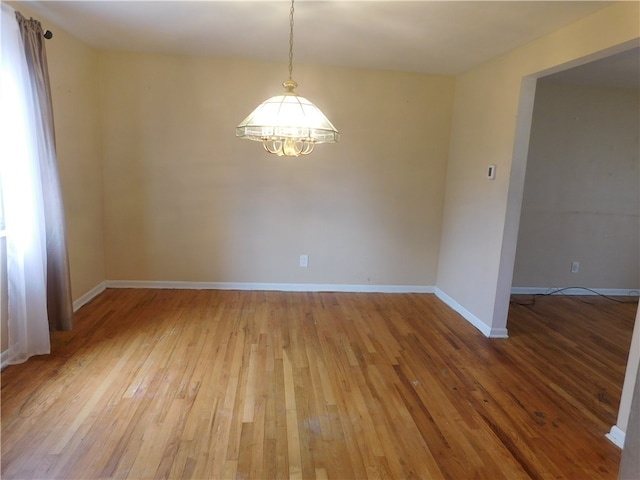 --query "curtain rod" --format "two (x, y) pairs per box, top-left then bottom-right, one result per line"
(16, 9), (53, 39)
